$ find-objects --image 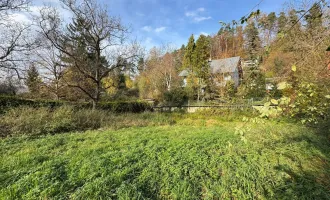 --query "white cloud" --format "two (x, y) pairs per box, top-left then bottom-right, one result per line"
(185, 8), (211, 23)
(200, 32), (209, 36)
(197, 7), (205, 12)
(185, 11), (196, 17)
(155, 26), (166, 33)
(141, 26), (167, 33)
(136, 12), (145, 17)
(142, 26), (152, 32)
(194, 16), (212, 22)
